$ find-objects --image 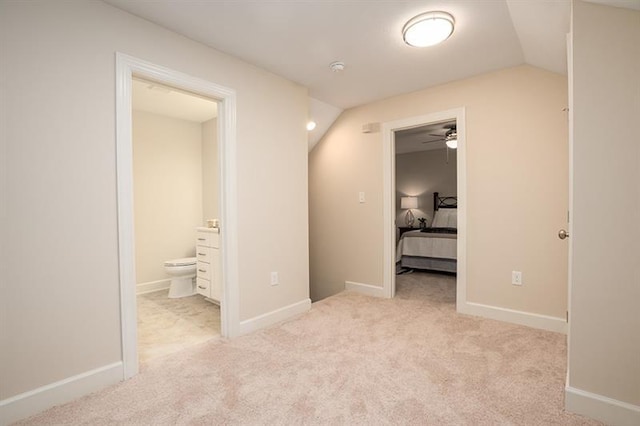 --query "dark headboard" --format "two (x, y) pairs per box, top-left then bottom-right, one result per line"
(433, 192), (457, 211)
